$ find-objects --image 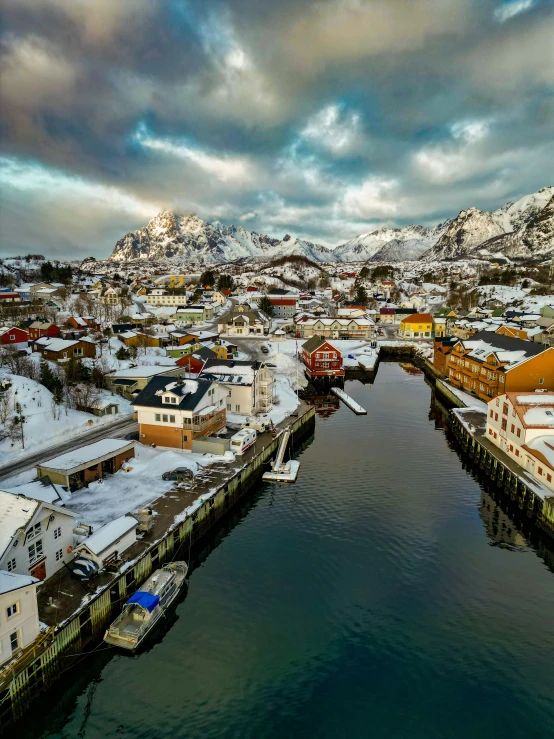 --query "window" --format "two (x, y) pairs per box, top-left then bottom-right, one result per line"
(501, 418), (507, 431)
(538, 467), (543, 475)
(53, 526), (61, 539)
(503, 404), (508, 415)
(539, 378), (544, 385)
(235, 405), (240, 412)
(28, 540), (43, 563)
(6, 603), (18, 618)
(155, 413), (161, 422)
(55, 549), (63, 562)
(10, 632), (19, 653)
(488, 428), (493, 435)
(509, 445), (513, 452)
(517, 428), (521, 438)
(162, 414), (168, 423)
(499, 376), (504, 383)
(510, 424), (515, 433)
(169, 415), (175, 423)
(494, 432), (497, 439)
(7, 558), (16, 572)
(516, 449), (520, 457)
(27, 523), (41, 541)
(548, 474), (552, 483)
(496, 398), (500, 407)
(170, 397), (177, 404)
(489, 410), (493, 418)
(495, 413), (498, 421)
(183, 434), (188, 442)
